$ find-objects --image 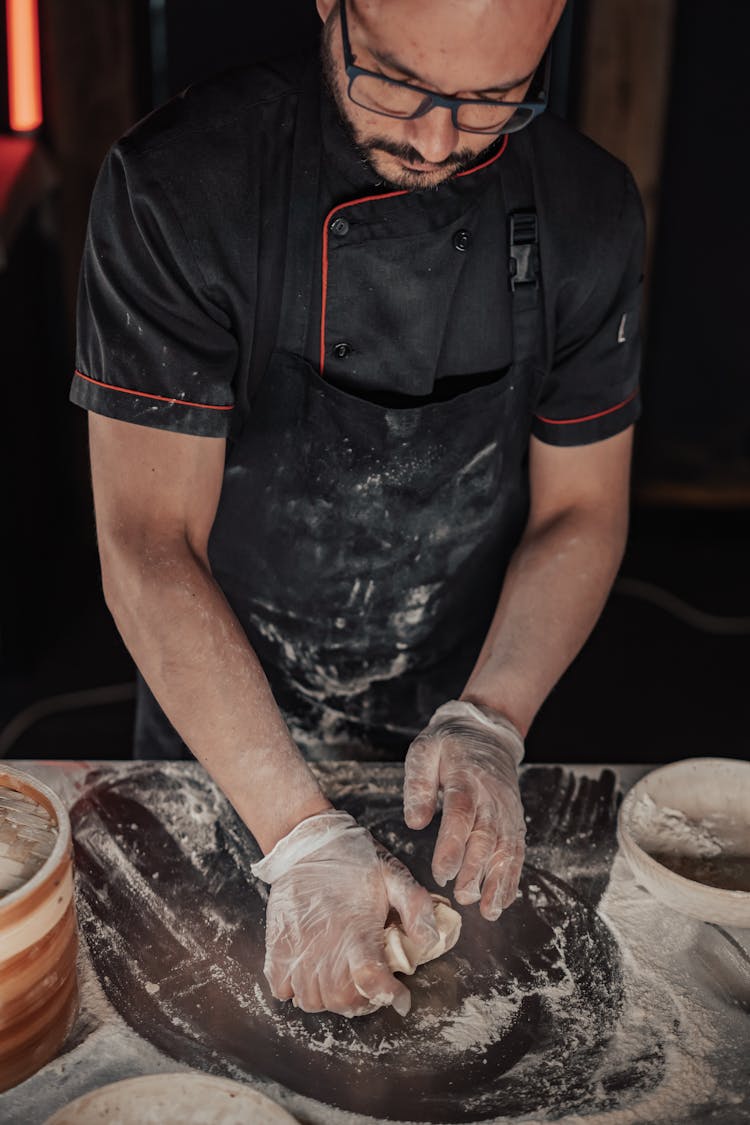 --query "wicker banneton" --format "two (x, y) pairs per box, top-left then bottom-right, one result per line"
(0, 765), (79, 1093)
